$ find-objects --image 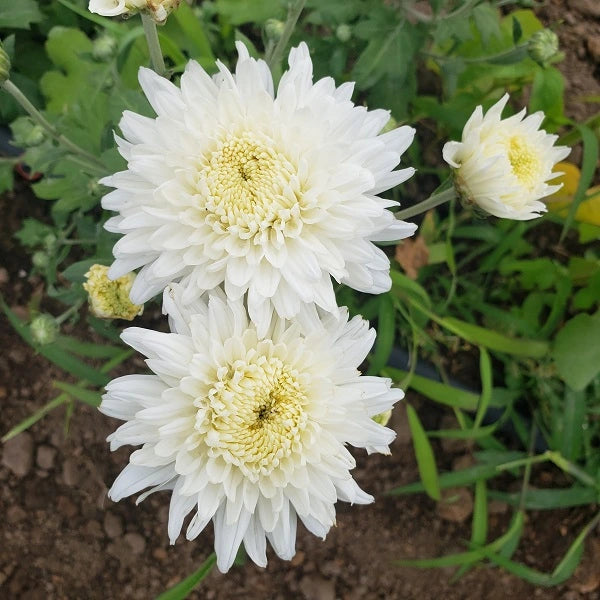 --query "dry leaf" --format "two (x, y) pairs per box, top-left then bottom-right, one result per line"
(395, 236), (429, 279)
